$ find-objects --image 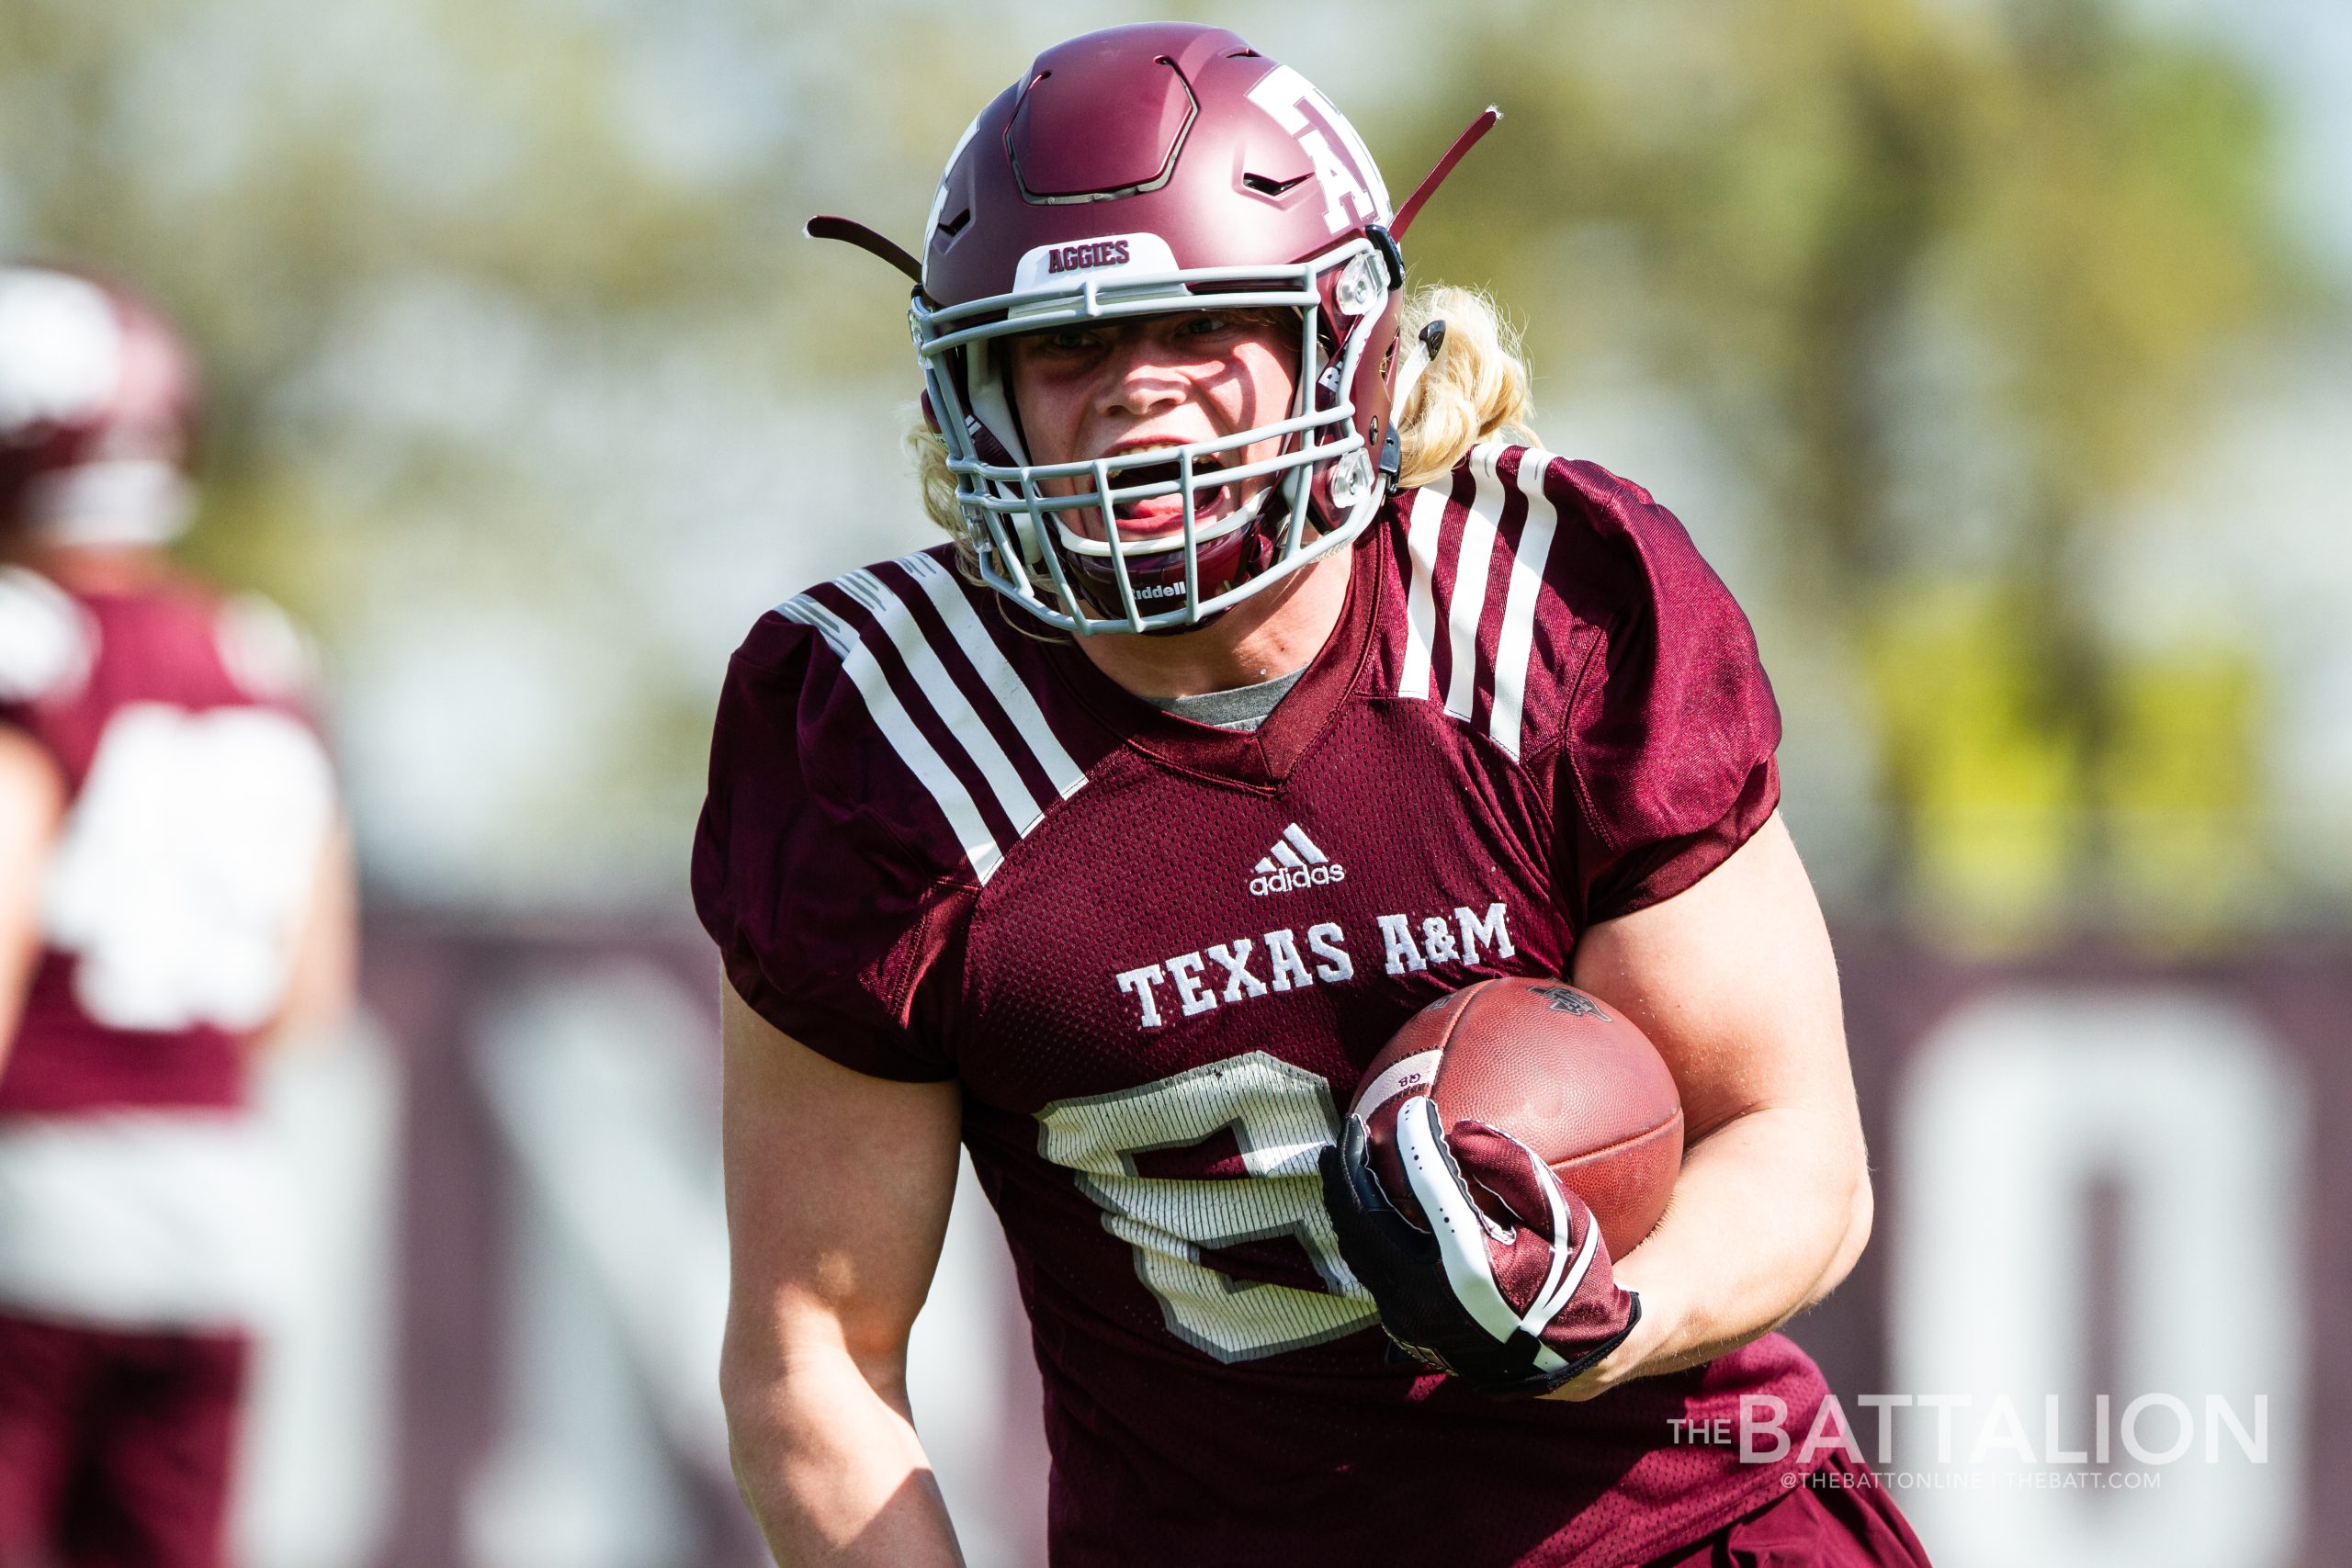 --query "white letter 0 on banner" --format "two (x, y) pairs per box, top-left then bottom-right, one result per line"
(1891, 990), (2307, 1568)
